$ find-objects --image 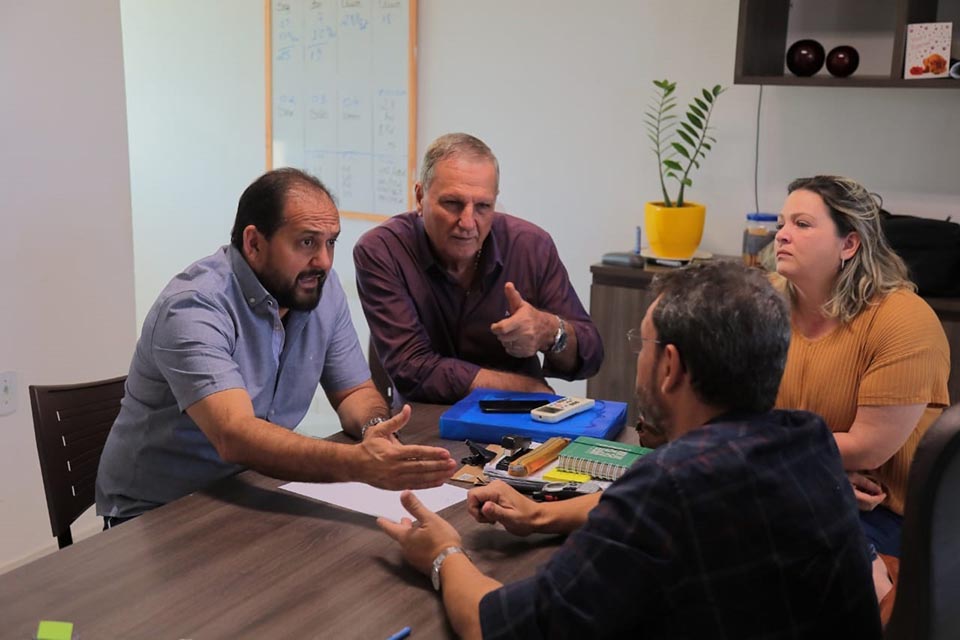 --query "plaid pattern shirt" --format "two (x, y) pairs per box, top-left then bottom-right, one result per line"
(479, 410), (881, 639)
